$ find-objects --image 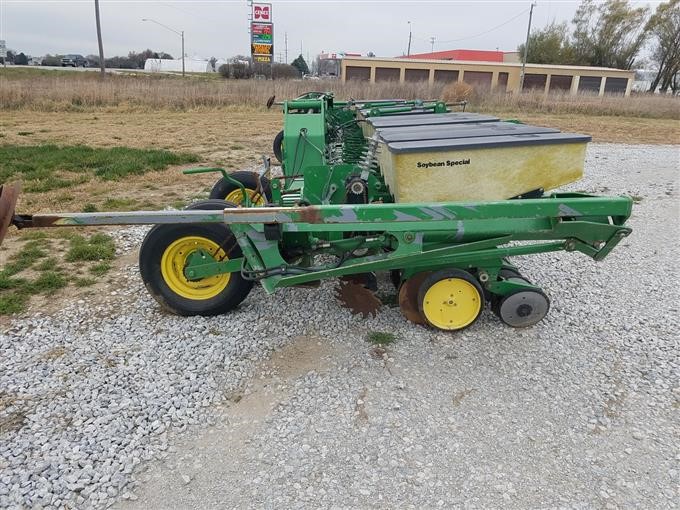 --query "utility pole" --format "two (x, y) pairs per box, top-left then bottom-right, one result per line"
(429, 36), (435, 53)
(519, 2), (536, 92)
(284, 32), (288, 64)
(94, 0), (105, 77)
(181, 30), (185, 77)
(407, 21), (412, 56)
